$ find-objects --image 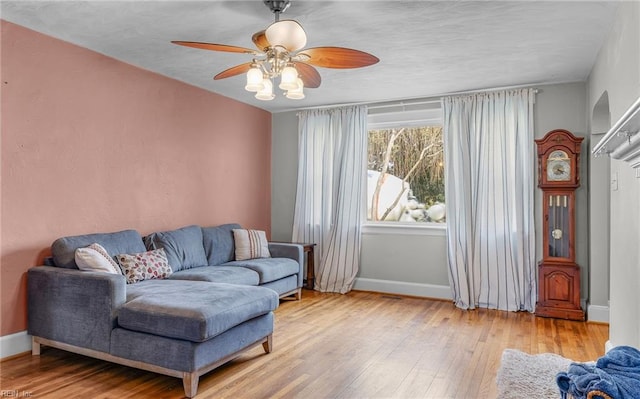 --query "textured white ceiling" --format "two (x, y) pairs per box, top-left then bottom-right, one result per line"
(1, 1), (620, 113)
